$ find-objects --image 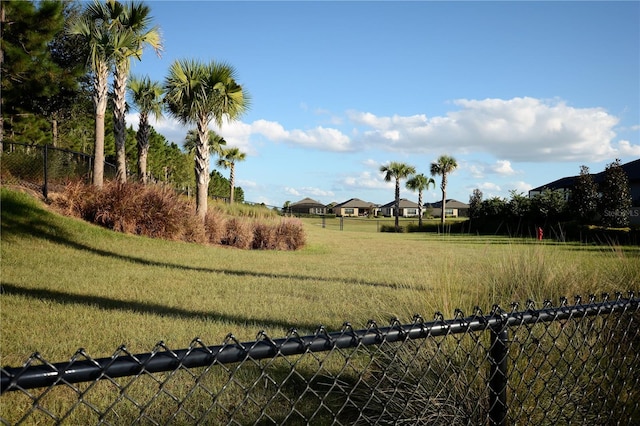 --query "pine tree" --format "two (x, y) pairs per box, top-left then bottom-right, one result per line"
(599, 159), (632, 228)
(1, 0), (84, 145)
(468, 188), (483, 219)
(568, 165), (599, 224)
